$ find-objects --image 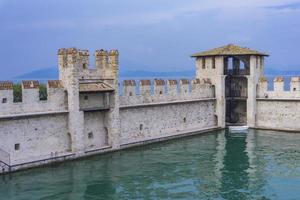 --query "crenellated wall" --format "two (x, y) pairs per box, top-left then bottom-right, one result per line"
(257, 77), (300, 98)
(0, 80), (67, 117)
(256, 77), (300, 130)
(0, 47), (221, 174)
(0, 80), (71, 167)
(119, 78), (217, 146)
(4, 45), (300, 174)
(58, 48), (118, 81)
(120, 78), (215, 106)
